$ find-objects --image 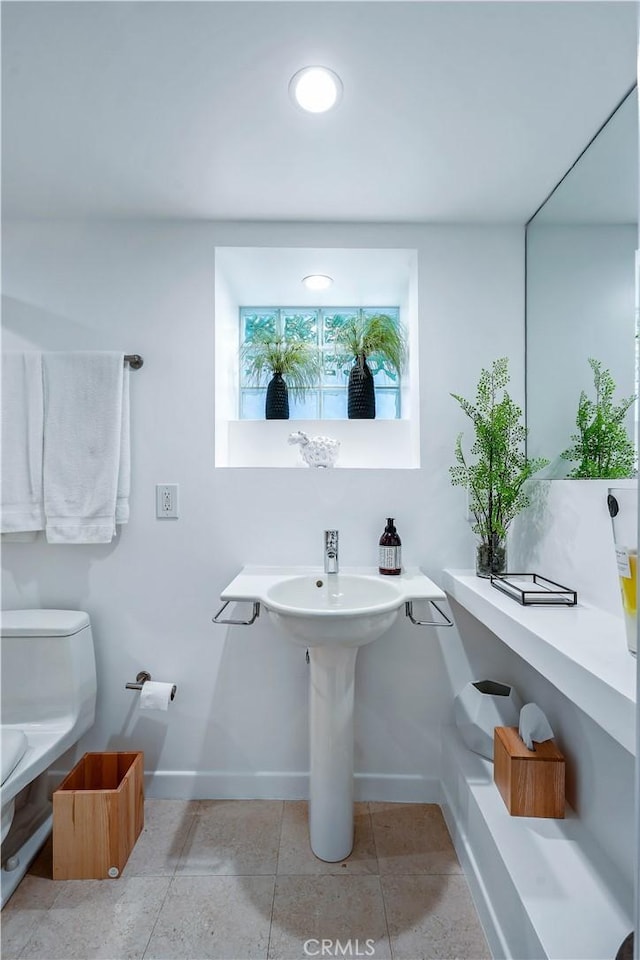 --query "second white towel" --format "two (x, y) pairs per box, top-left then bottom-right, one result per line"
(43, 351), (128, 543)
